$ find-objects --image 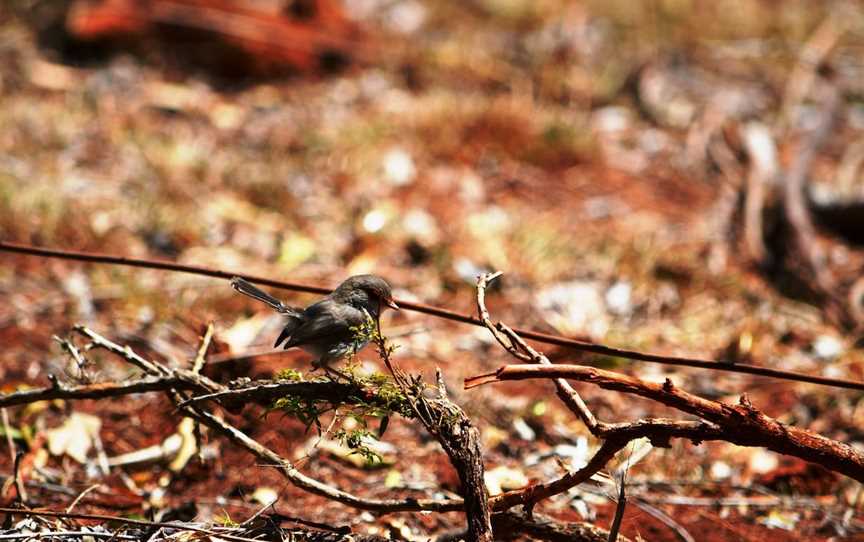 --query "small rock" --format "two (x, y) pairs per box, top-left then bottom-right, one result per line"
(710, 461), (733, 480)
(512, 418), (536, 441)
(605, 281), (633, 316)
(484, 466), (529, 495)
(383, 148), (416, 186)
(812, 335), (843, 360)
